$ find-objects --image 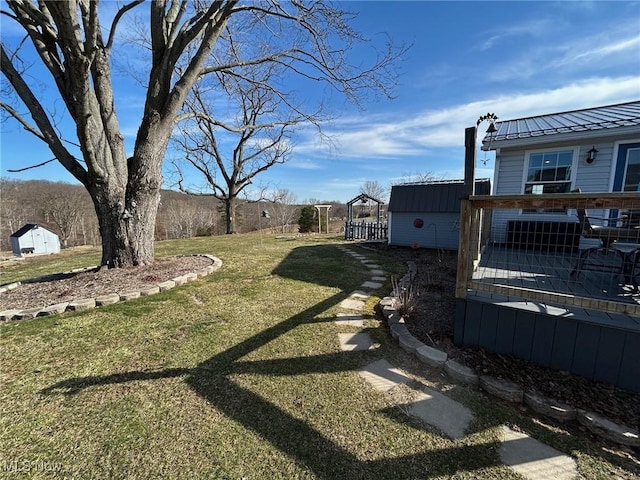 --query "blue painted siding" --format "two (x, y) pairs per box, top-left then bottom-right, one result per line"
(456, 298), (640, 393)
(388, 212), (460, 249)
